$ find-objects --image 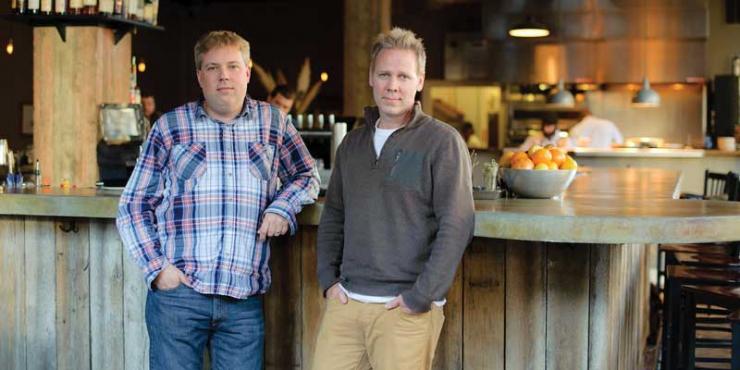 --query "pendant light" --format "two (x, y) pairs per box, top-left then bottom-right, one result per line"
(547, 1), (574, 106)
(509, 16), (550, 38)
(632, 0), (660, 107)
(548, 79), (575, 106)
